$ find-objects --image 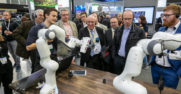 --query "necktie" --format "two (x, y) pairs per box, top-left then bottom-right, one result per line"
(90, 30), (94, 56)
